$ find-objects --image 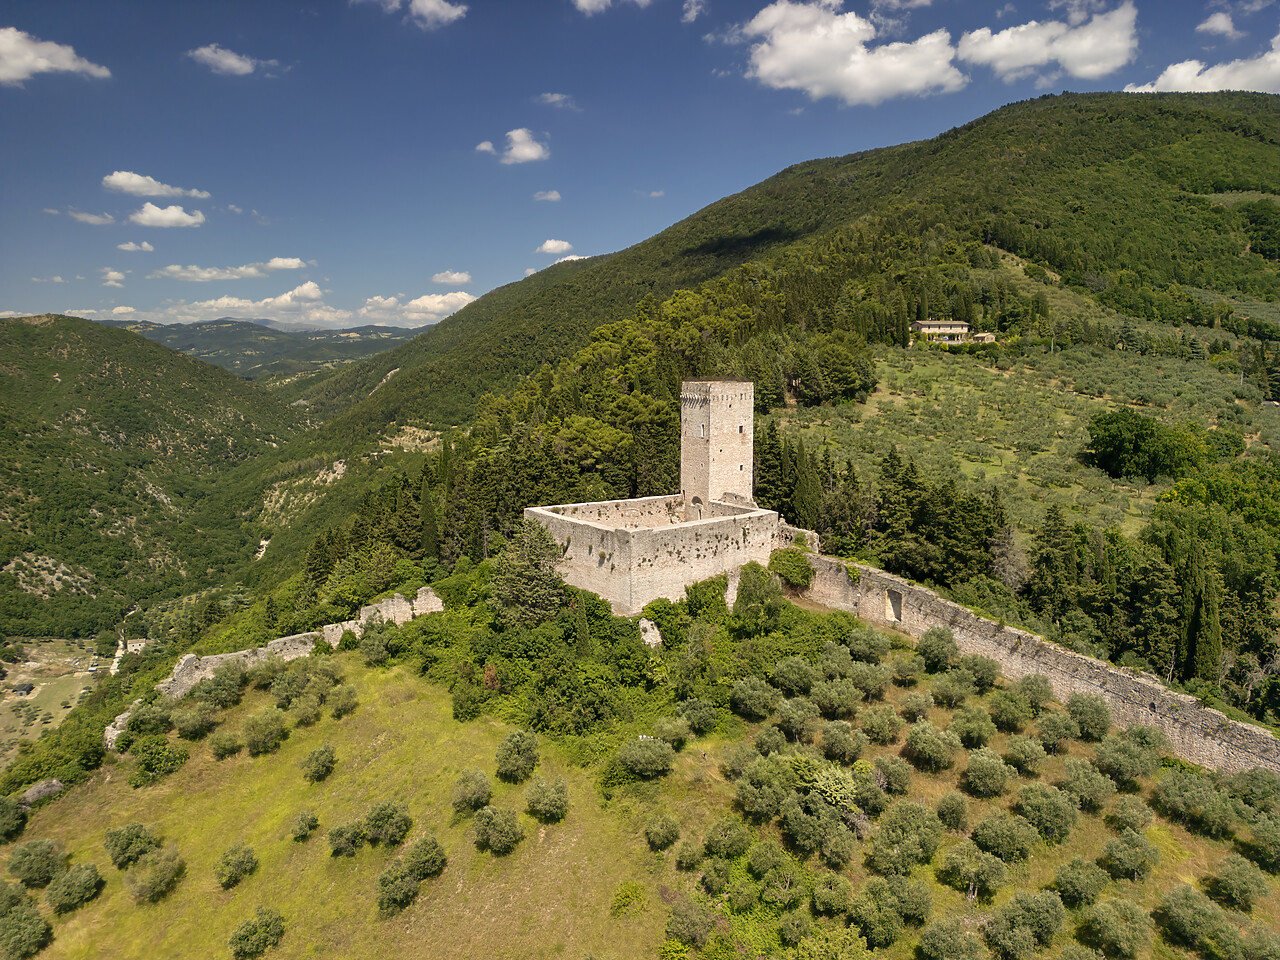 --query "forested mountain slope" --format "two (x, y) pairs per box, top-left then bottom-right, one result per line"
(300, 91), (1279, 442)
(0, 316), (305, 637)
(99, 318), (416, 382)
